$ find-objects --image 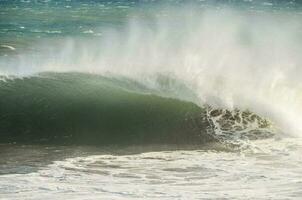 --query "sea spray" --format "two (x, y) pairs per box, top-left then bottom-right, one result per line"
(1, 6), (302, 137)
